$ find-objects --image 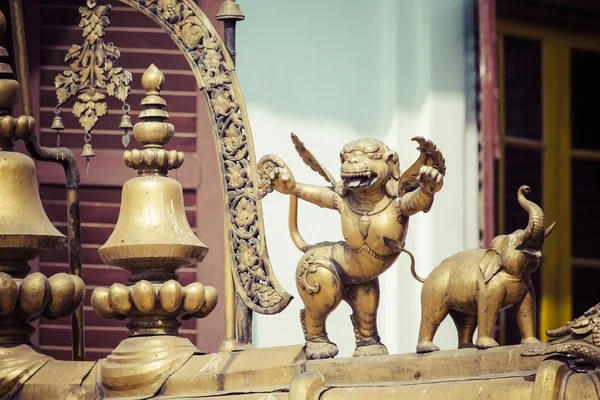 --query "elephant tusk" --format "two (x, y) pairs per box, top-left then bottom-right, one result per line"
(544, 222), (556, 239)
